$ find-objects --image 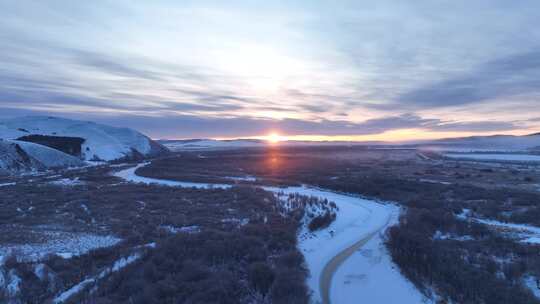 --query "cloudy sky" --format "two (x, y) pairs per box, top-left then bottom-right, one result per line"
(1, 1), (540, 140)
